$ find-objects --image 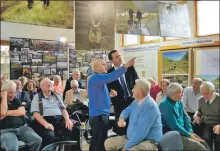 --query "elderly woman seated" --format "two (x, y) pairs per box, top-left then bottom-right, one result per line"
(53, 75), (64, 95)
(159, 83), (211, 151)
(64, 80), (87, 107)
